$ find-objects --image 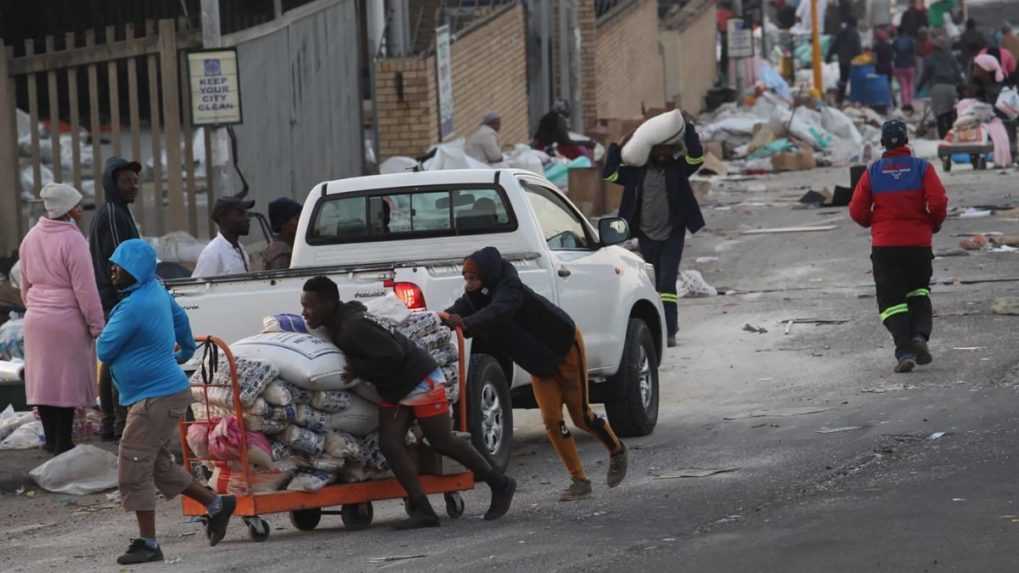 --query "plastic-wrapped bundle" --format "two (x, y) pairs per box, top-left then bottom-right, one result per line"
(441, 364), (459, 403)
(294, 454), (344, 473)
(243, 415), (287, 435)
(189, 355), (278, 408)
(270, 440), (291, 462)
(310, 390), (353, 413)
(266, 404), (298, 422)
(431, 340), (458, 366)
(357, 432), (389, 472)
(288, 384), (313, 405)
(324, 430), (362, 460)
(293, 404), (331, 433)
(262, 380), (293, 407)
(284, 424), (325, 457)
(286, 469), (332, 492)
(417, 329), (454, 354)
(400, 311), (443, 339)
